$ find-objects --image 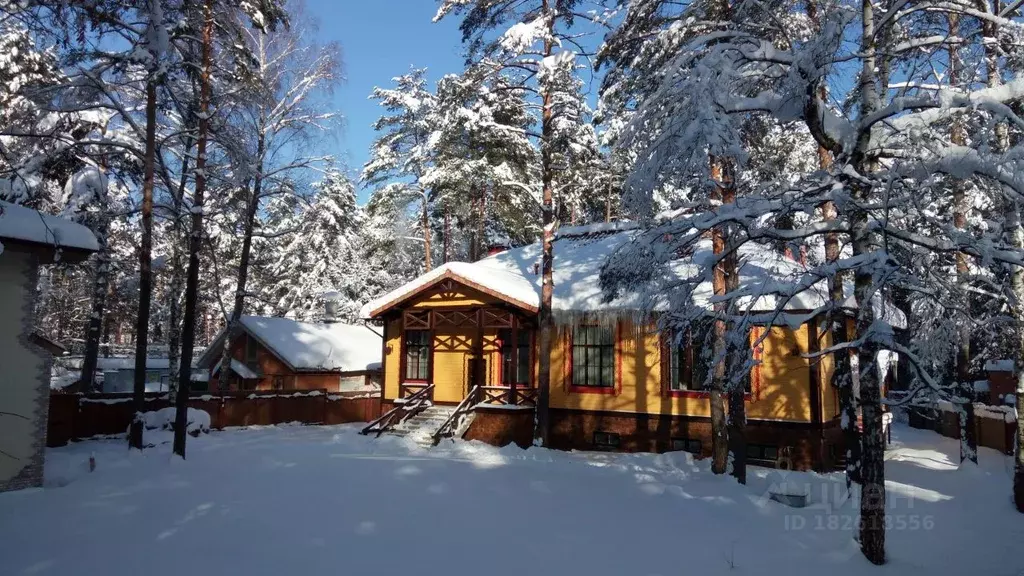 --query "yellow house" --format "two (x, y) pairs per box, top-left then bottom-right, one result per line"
(361, 224), (856, 471)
